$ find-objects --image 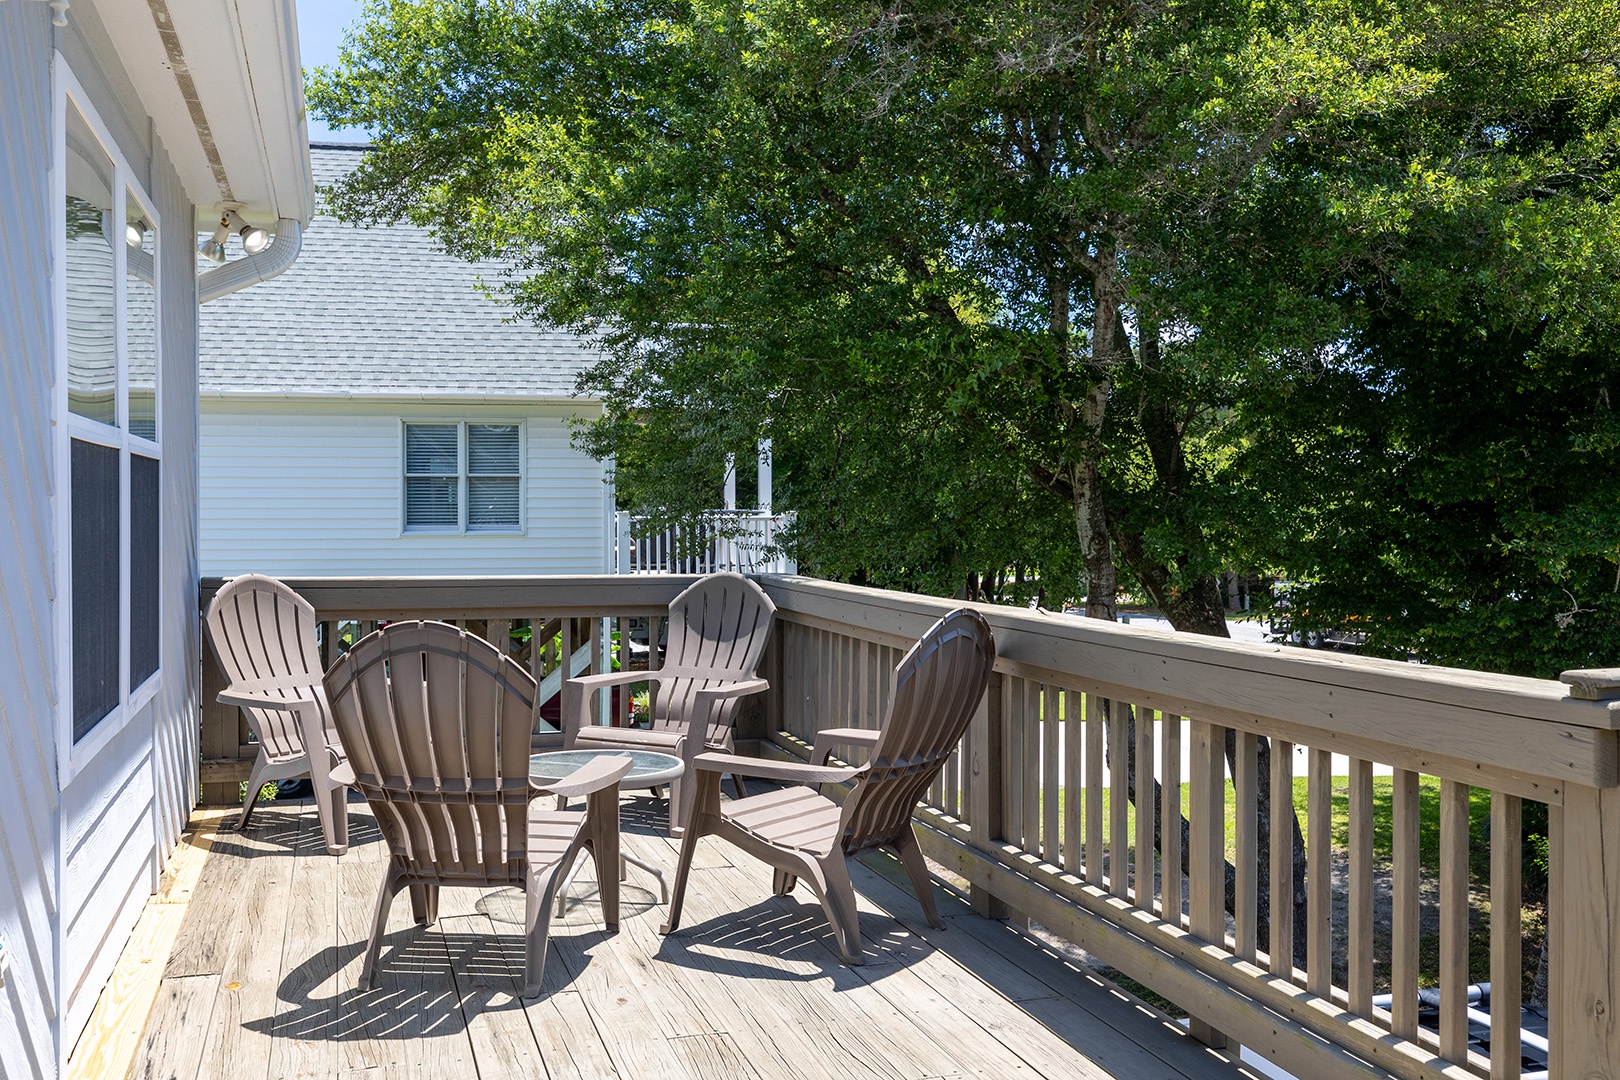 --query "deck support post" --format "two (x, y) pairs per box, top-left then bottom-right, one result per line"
(1548, 781), (1620, 1080)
